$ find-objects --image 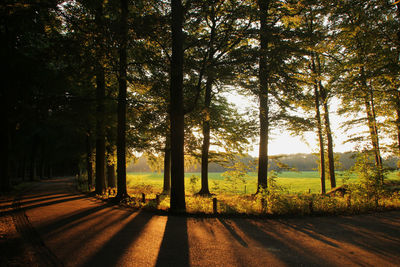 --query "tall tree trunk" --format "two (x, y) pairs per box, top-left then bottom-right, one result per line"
(396, 3), (400, 157)
(311, 54), (326, 194)
(198, 75), (213, 195)
(257, 0), (270, 192)
(396, 92), (400, 156)
(198, 2), (216, 196)
(86, 132), (93, 189)
(314, 84), (326, 194)
(163, 134), (171, 193)
(116, 0), (129, 199)
(95, 3), (106, 195)
(317, 53), (336, 189)
(170, 0), (186, 212)
(362, 68), (383, 182)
